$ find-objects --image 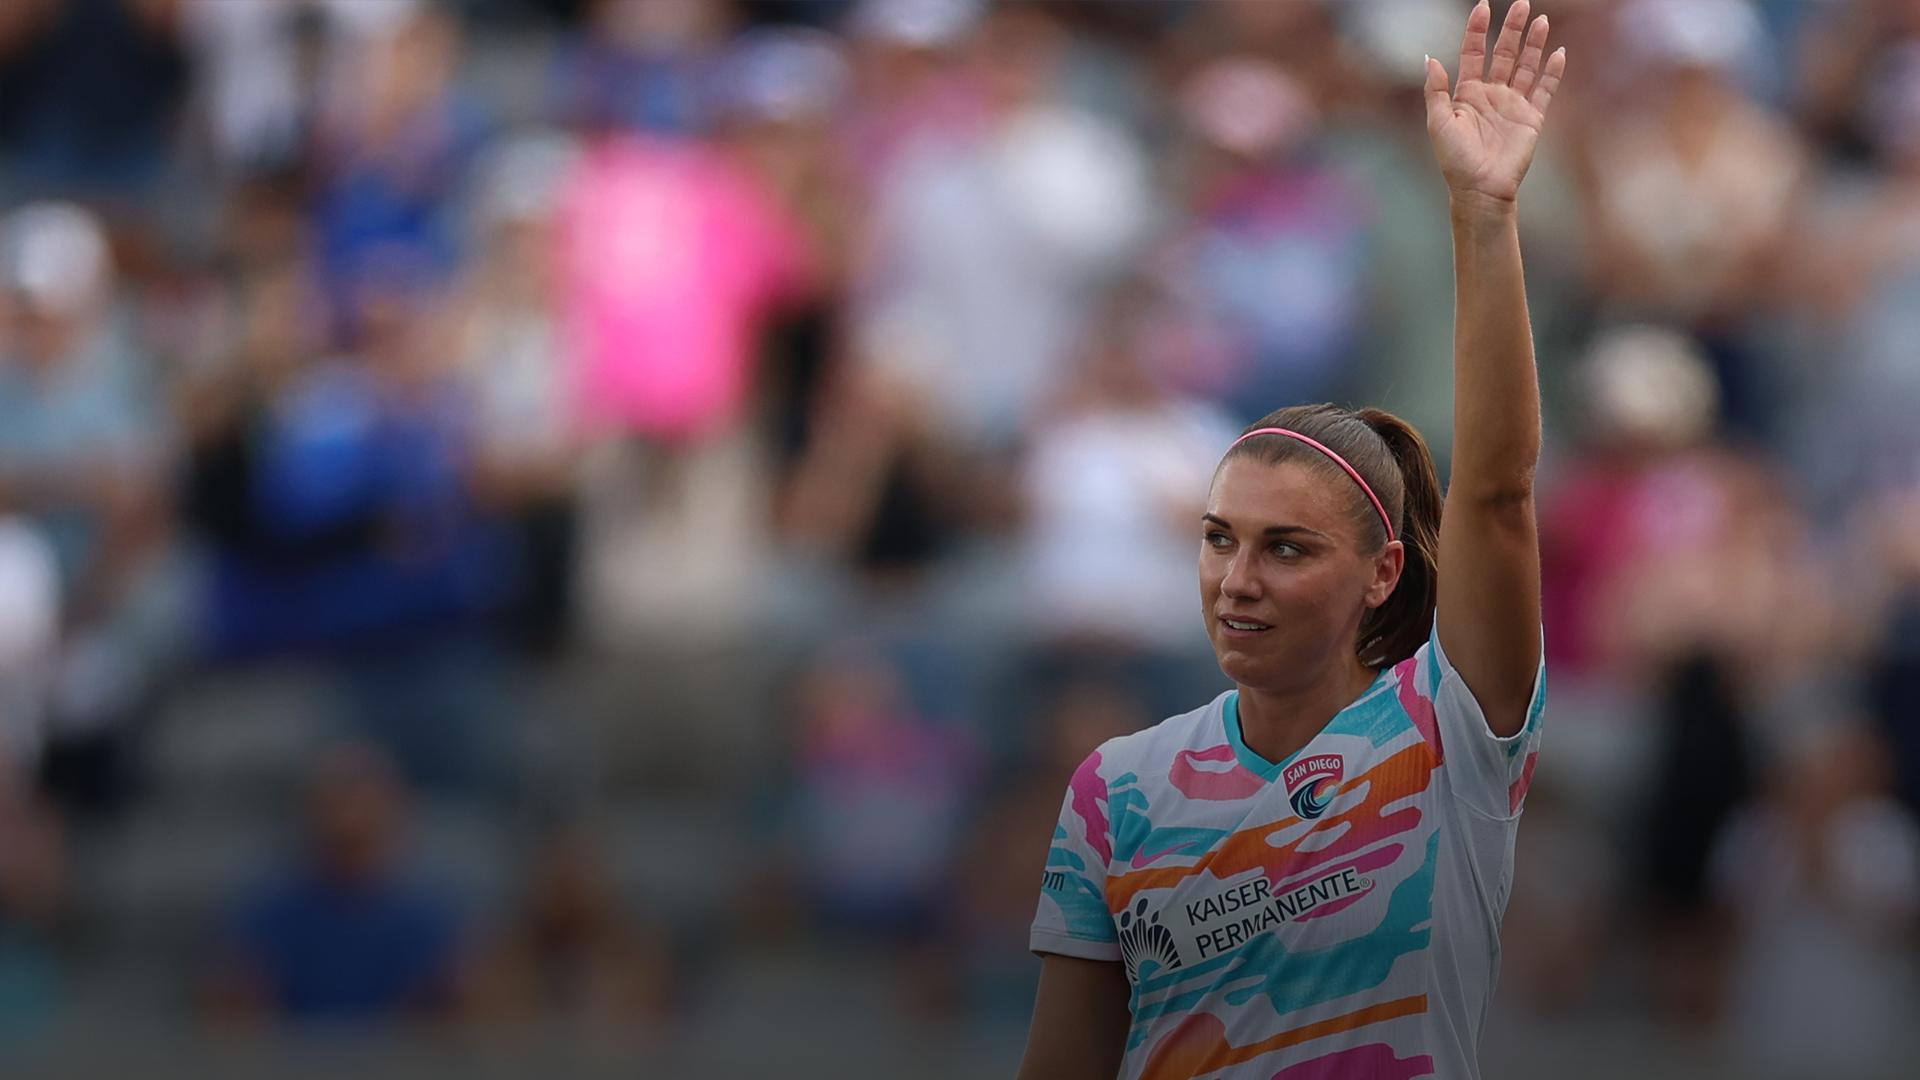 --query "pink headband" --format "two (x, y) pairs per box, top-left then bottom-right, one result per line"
(1229, 427), (1397, 543)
